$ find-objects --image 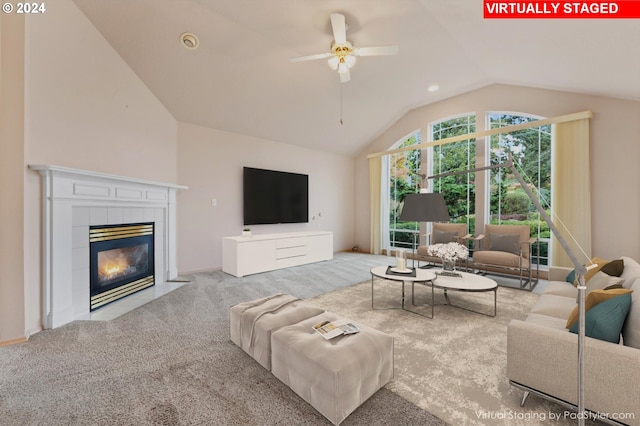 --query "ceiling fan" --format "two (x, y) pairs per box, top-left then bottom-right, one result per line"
(290, 13), (399, 83)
